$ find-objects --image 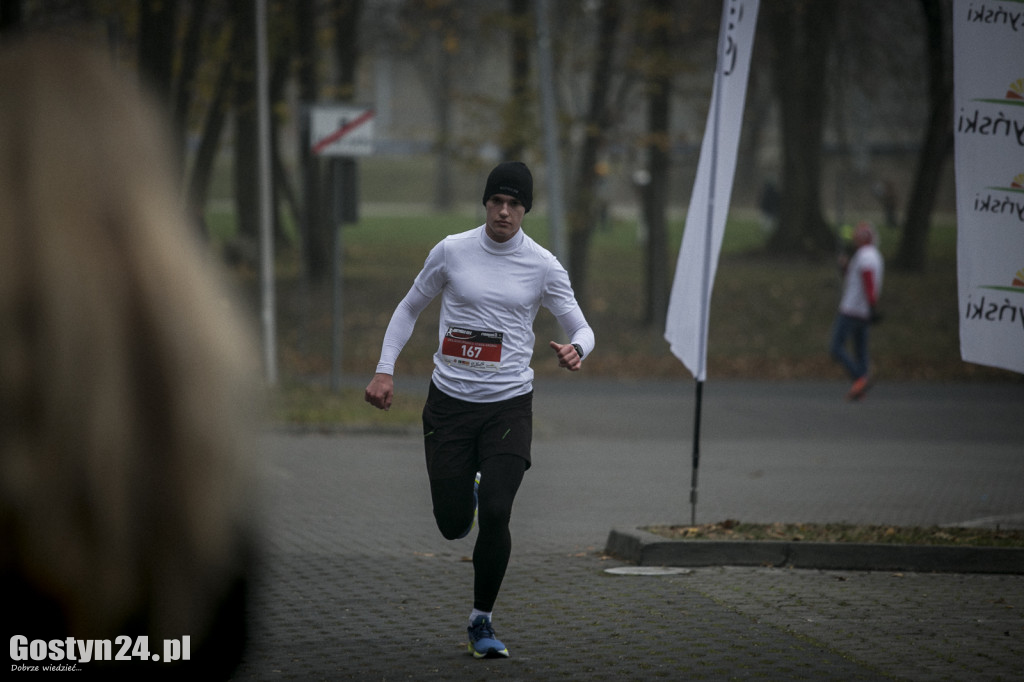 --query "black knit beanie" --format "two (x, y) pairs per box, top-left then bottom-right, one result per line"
(482, 161), (533, 213)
